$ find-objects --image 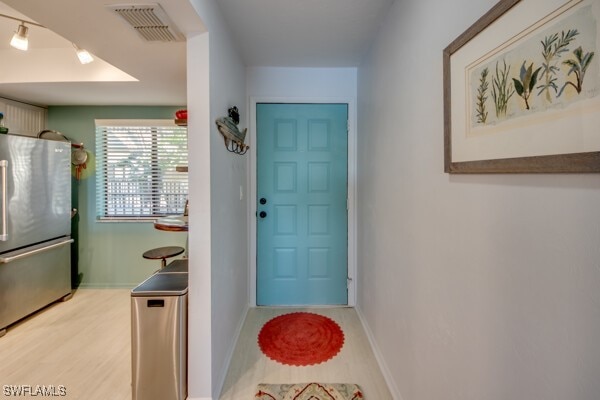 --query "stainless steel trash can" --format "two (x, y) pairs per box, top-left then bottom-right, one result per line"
(131, 272), (188, 400)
